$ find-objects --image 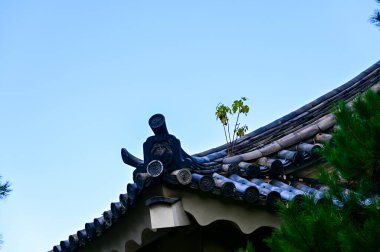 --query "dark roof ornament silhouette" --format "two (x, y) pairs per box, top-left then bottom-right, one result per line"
(50, 60), (380, 252)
